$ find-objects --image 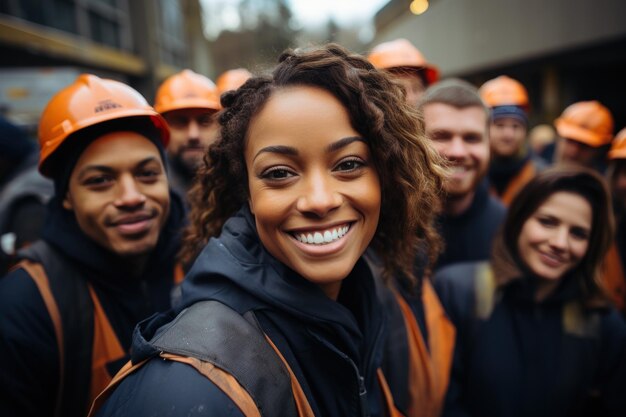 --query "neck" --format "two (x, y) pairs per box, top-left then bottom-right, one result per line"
(123, 254), (149, 278)
(444, 191), (475, 216)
